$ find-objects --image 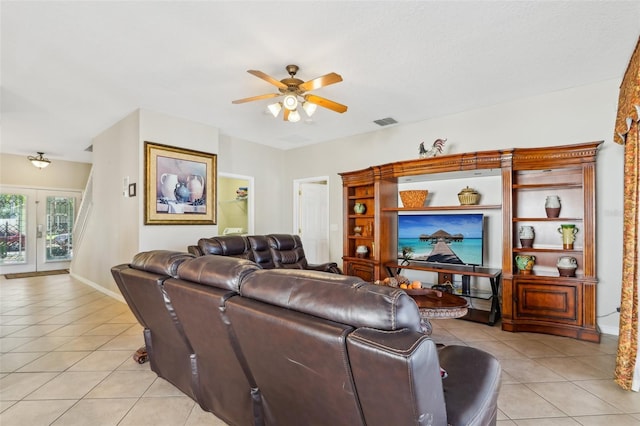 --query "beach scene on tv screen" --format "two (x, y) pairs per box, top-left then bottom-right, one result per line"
(398, 214), (484, 265)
